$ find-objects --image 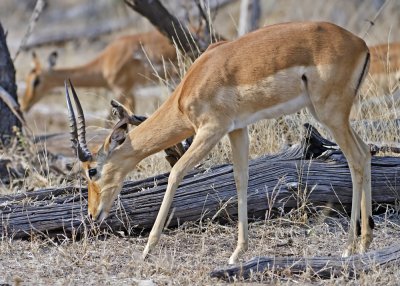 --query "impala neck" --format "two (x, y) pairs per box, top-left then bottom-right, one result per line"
(122, 91), (194, 164)
(42, 60), (107, 90)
